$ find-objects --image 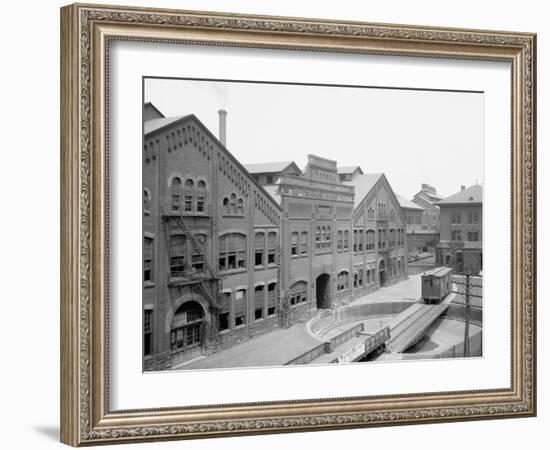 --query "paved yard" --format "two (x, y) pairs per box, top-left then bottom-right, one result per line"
(174, 274), (425, 371)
